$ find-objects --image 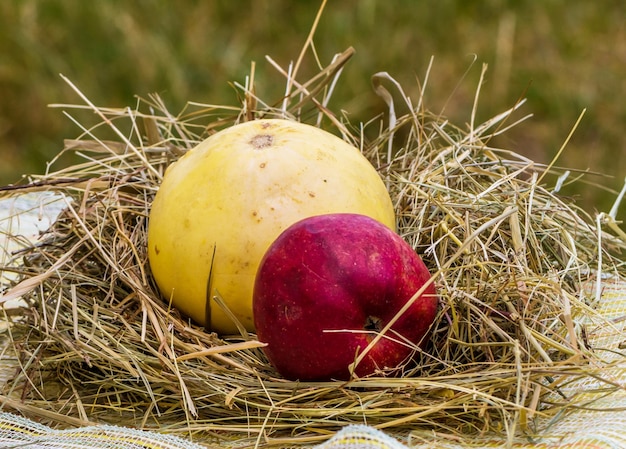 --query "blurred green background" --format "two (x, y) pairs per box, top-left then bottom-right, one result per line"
(1, 1), (625, 223)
